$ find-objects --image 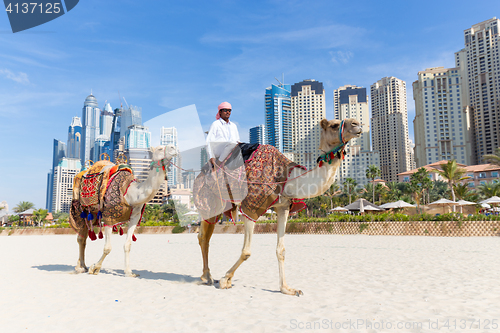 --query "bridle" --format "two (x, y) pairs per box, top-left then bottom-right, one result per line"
(316, 120), (347, 167)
